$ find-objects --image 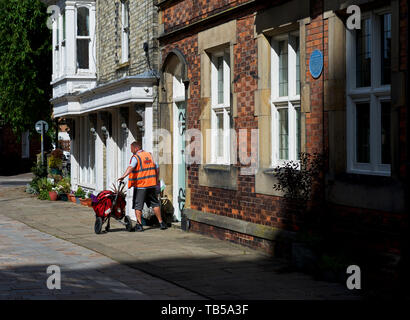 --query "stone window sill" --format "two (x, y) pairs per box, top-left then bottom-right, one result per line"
(263, 168), (275, 175)
(203, 164), (231, 172)
(116, 61), (130, 70)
